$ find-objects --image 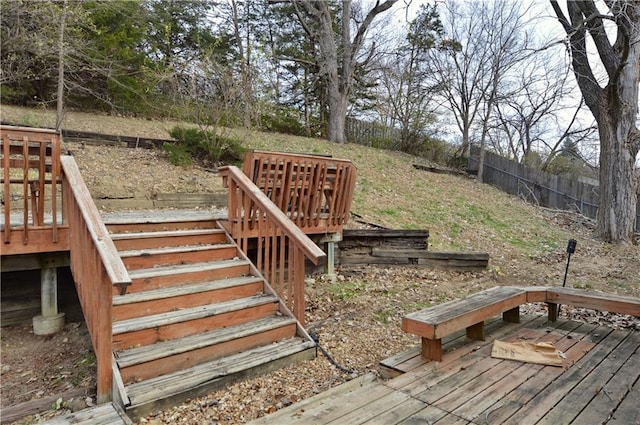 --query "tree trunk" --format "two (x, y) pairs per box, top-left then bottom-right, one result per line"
(596, 107), (639, 242)
(550, 0), (640, 243)
(327, 90), (347, 144)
